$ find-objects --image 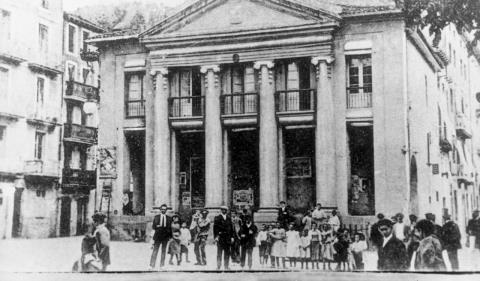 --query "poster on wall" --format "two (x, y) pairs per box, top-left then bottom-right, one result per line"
(98, 147), (117, 178)
(99, 186), (111, 214)
(182, 191), (191, 207)
(286, 157), (312, 178)
(233, 189), (254, 207)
